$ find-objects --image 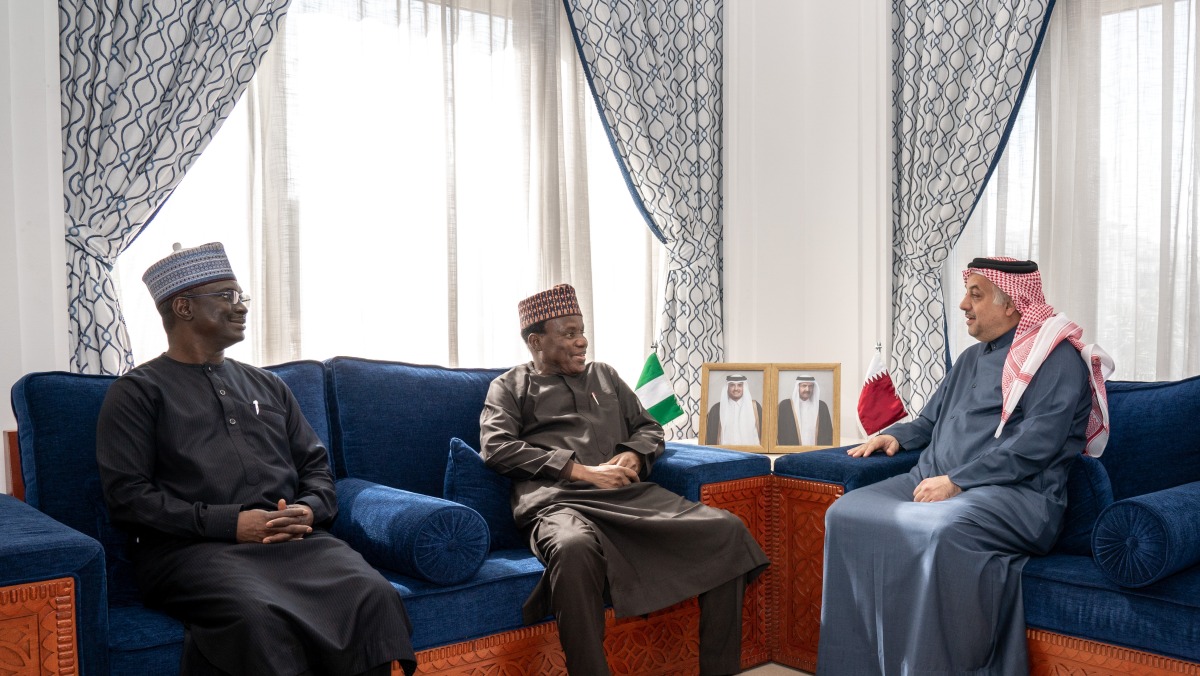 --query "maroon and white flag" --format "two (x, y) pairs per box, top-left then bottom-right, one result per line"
(858, 348), (907, 435)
